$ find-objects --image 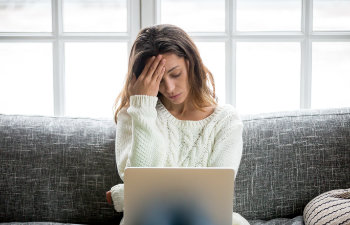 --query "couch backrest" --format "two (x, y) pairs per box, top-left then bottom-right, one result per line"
(1, 107), (349, 223)
(234, 107), (350, 220)
(0, 114), (121, 224)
